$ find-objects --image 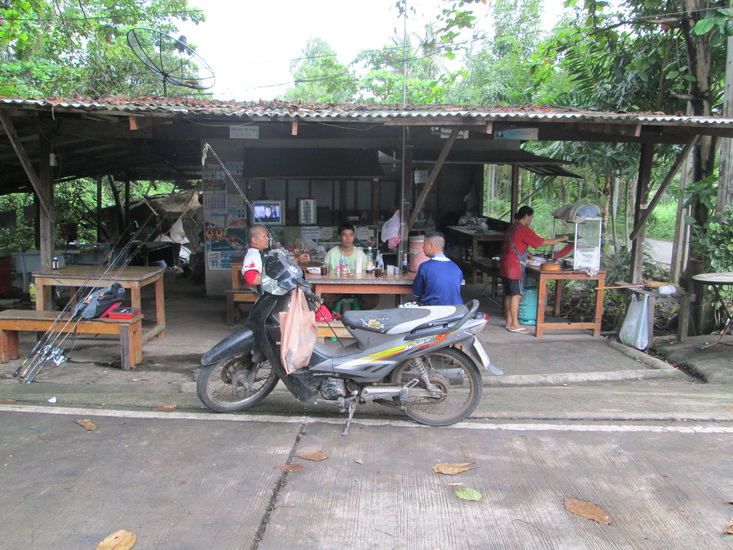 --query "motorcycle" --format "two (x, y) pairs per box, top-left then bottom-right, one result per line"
(197, 252), (502, 434)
